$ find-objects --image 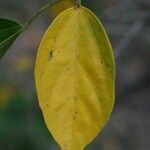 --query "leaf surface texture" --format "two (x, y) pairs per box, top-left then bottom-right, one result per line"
(35, 6), (115, 150)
